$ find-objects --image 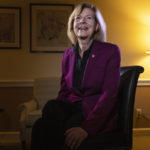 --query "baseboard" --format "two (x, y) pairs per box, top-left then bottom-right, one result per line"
(133, 128), (150, 136)
(0, 131), (20, 144)
(0, 129), (150, 144)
